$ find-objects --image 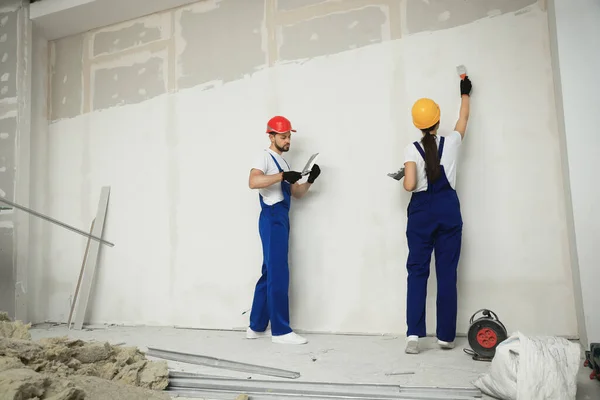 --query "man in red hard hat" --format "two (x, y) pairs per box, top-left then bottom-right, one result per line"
(246, 115), (321, 345)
